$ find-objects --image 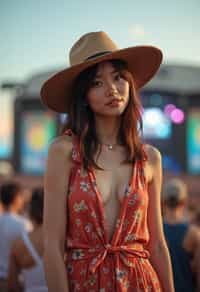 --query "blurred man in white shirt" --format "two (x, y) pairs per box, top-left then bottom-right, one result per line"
(0, 181), (30, 291)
